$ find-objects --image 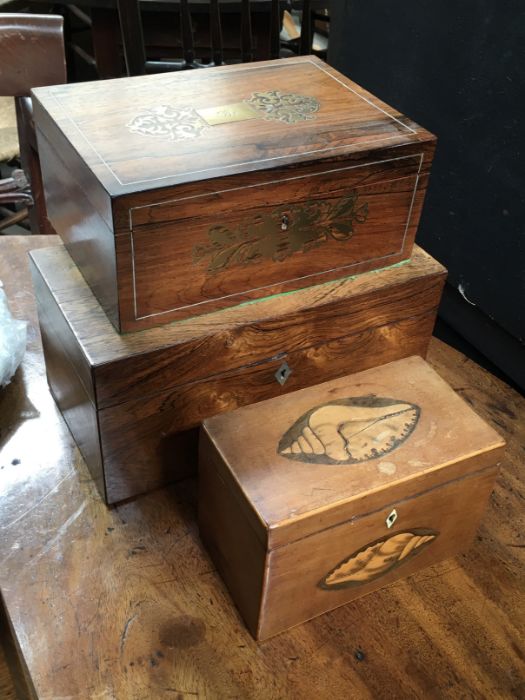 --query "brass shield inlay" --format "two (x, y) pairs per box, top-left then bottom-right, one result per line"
(196, 102), (260, 125)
